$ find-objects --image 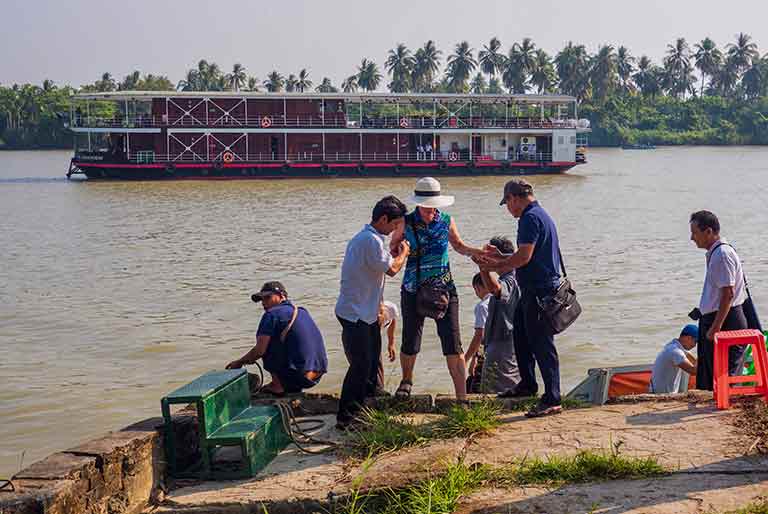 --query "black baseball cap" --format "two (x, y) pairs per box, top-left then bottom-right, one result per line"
(499, 179), (534, 205)
(251, 281), (287, 303)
